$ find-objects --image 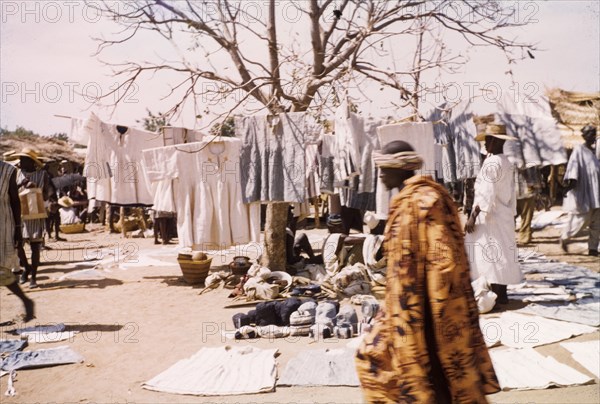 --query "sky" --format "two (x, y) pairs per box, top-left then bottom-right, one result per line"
(1, 0), (598, 136)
